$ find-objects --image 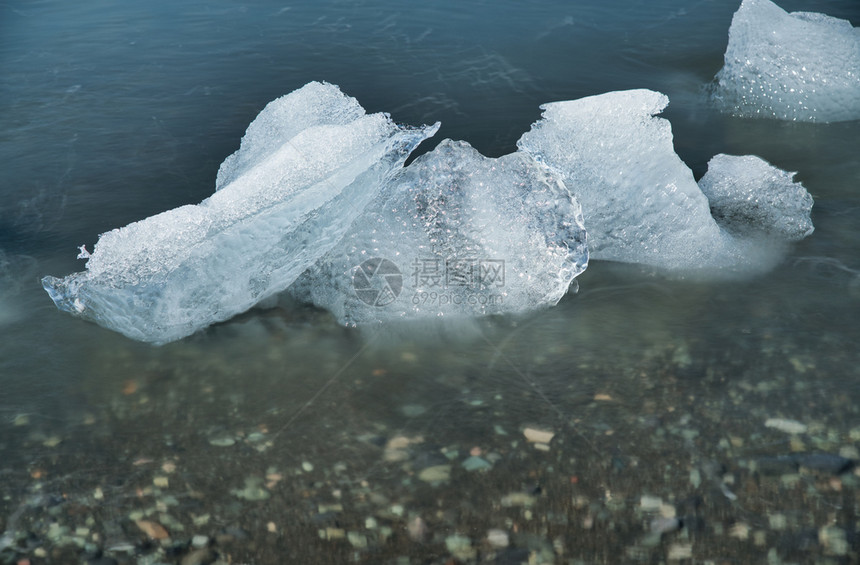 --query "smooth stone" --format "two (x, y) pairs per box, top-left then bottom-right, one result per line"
(208, 436), (236, 447)
(418, 465), (451, 483)
(181, 548), (217, 565)
(230, 477), (270, 501)
(191, 535), (209, 548)
(764, 418), (807, 434)
(462, 456), (492, 472)
(400, 404), (427, 417)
